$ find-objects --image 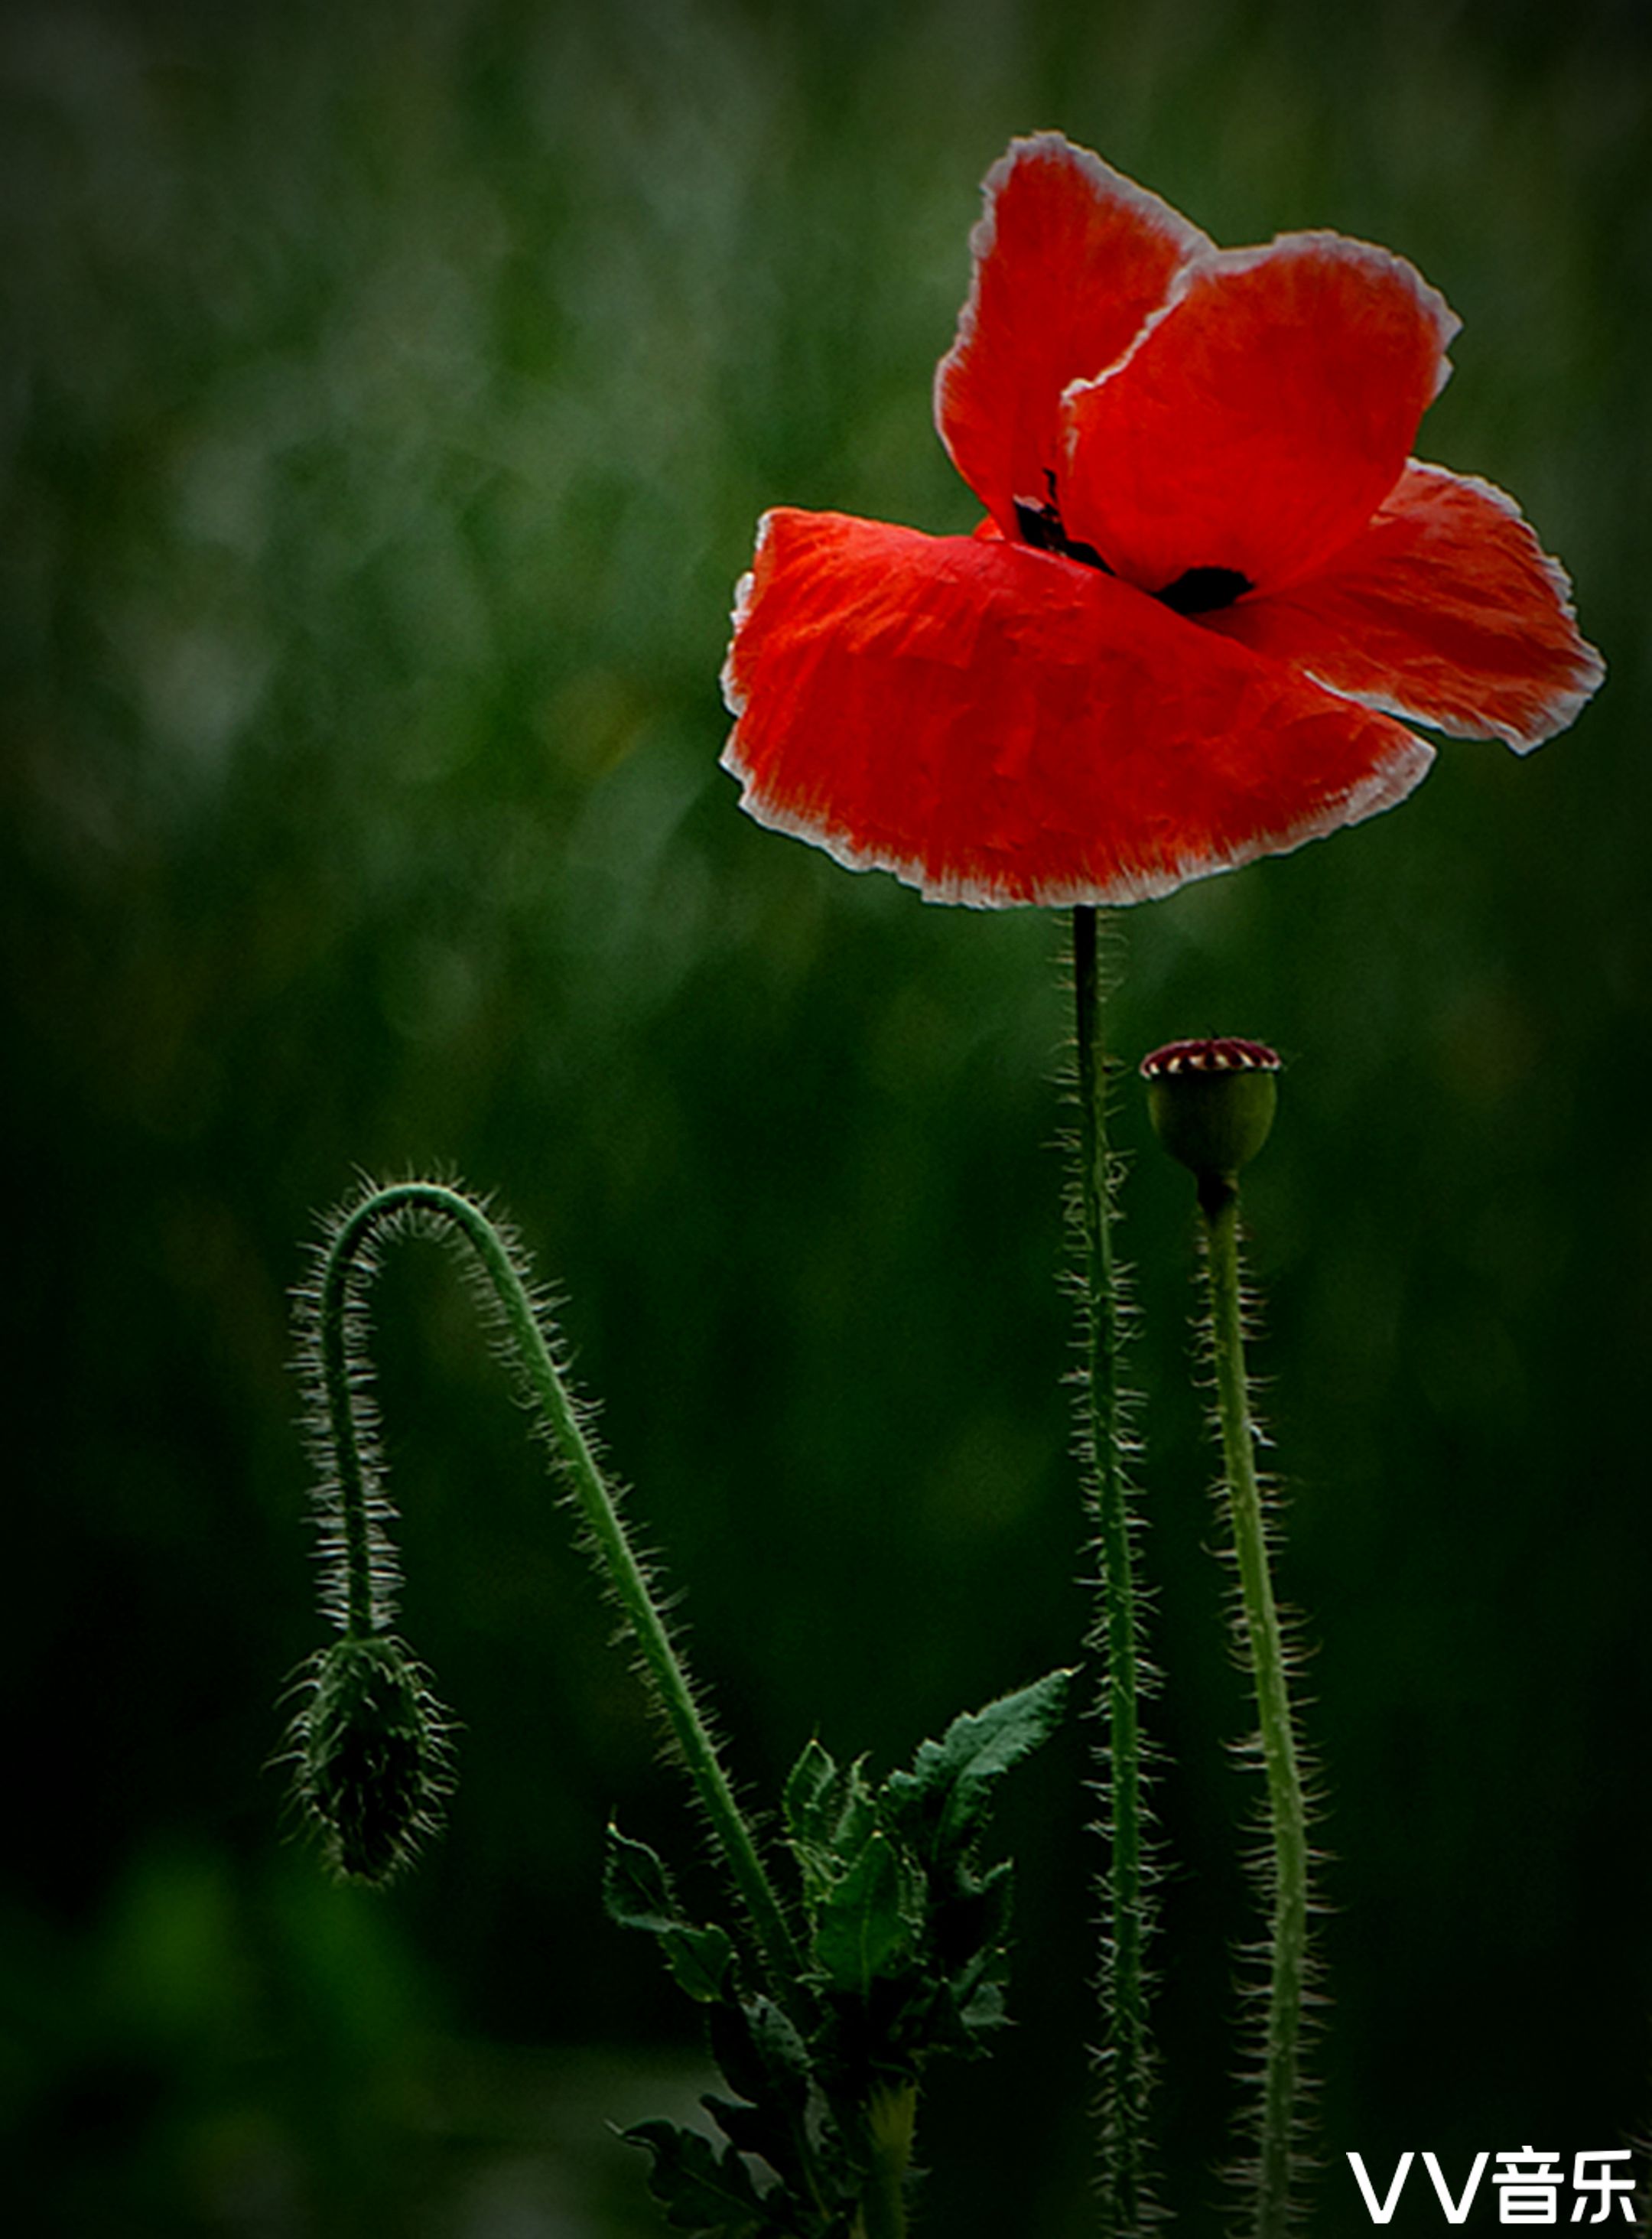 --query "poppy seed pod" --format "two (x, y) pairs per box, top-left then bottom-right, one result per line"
(1140, 1037), (1281, 1208)
(292, 1633), (454, 1884)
